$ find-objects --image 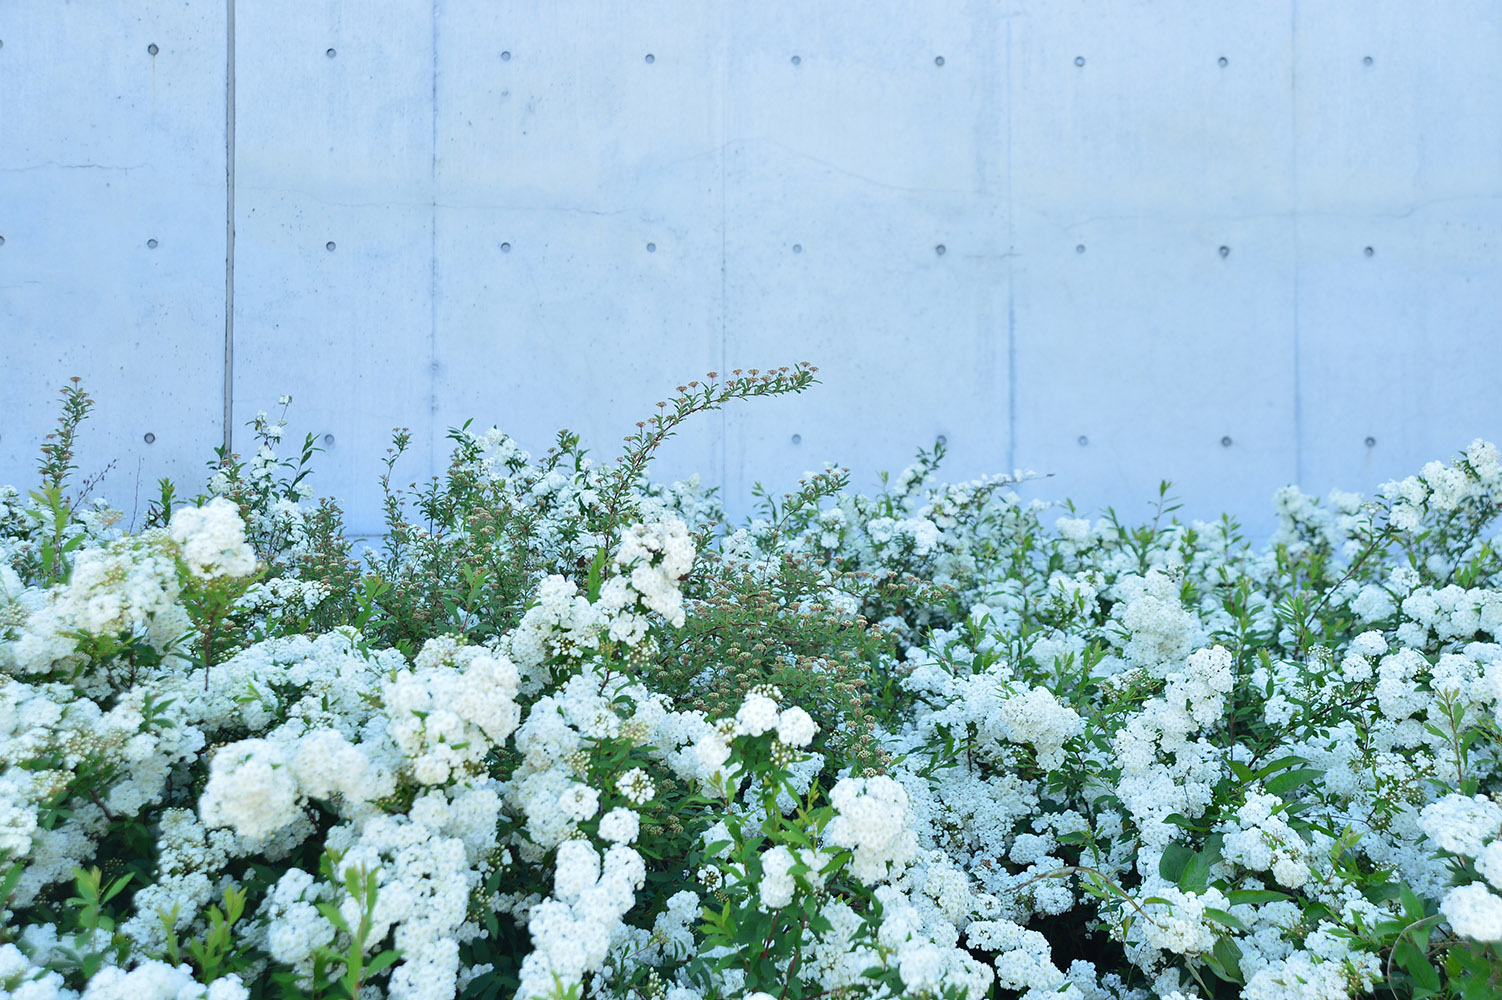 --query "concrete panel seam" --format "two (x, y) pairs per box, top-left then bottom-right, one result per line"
(224, 0), (236, 456)
(429, 0), (439, 483)
(1005, 15), (1017, 476)
(1291, 0), (1303, 488)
